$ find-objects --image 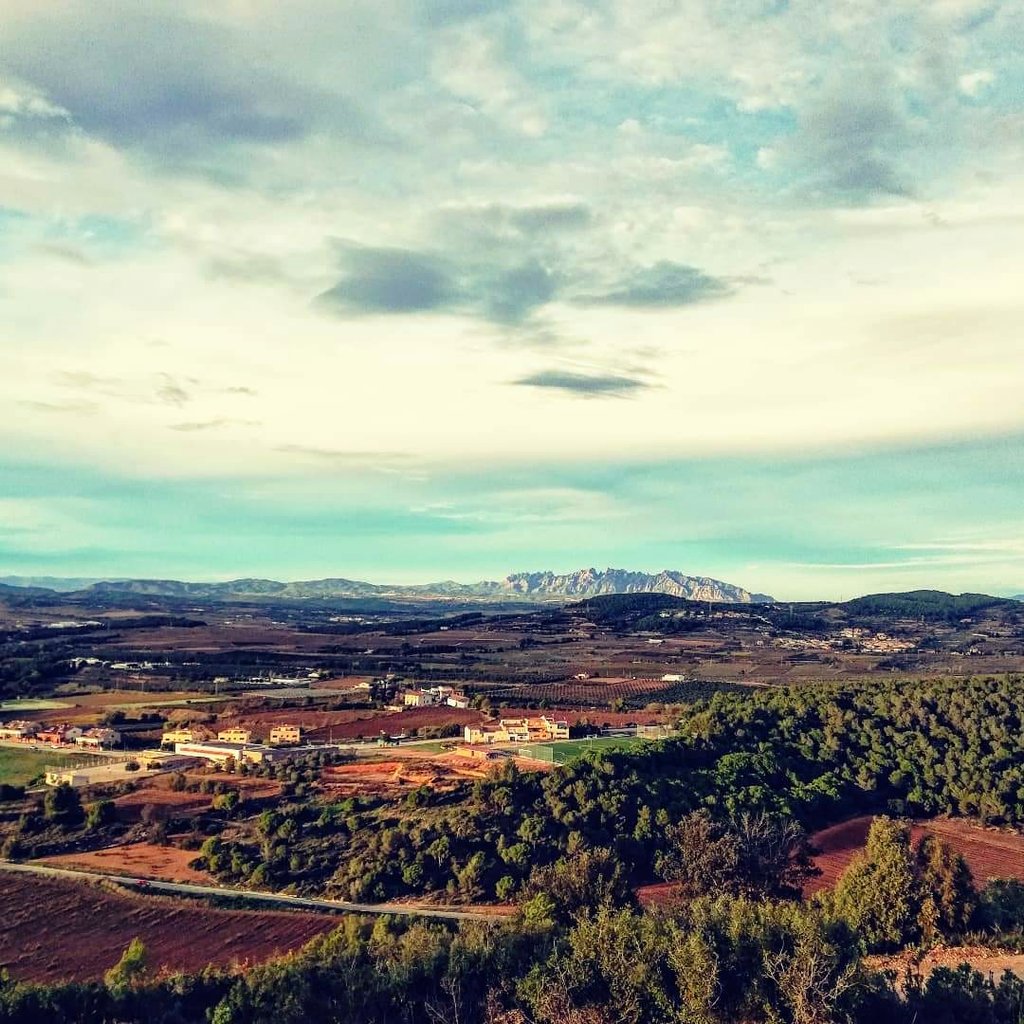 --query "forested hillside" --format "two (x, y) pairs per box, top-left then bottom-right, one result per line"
(195, 676), (1024, 903)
